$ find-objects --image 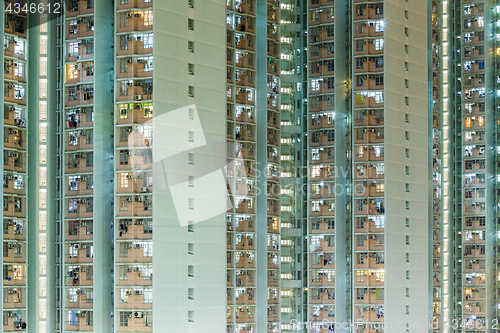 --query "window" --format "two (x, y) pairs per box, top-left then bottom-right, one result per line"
(405, 27), (409, 36)
(188, 311), (194, 322)
(374, 39), (383, 50)
(143, 10), (153, 26)
(188, 41), (194, 52)
(405, 96), (409, 105)
(188, 19), (194, 30)
(406, 183), (410, 192)
(404, 10), (408, 19)
(405, 131), (409, 140)
(405, 201), (410, 210)
(406, 236), (410, 245)
(375, 57), (383, 68)
(405, 149), (409, 157)
(405, 79), (409, 88)
(374, 75), (383, 86)
(405, 62), (409, 71)
(406, 270), (410, 279)
(405, 44), (409, 53)
(406, 218), (409, 227)
(405, 166), (409, 175)
(188, 265), (194, 277)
